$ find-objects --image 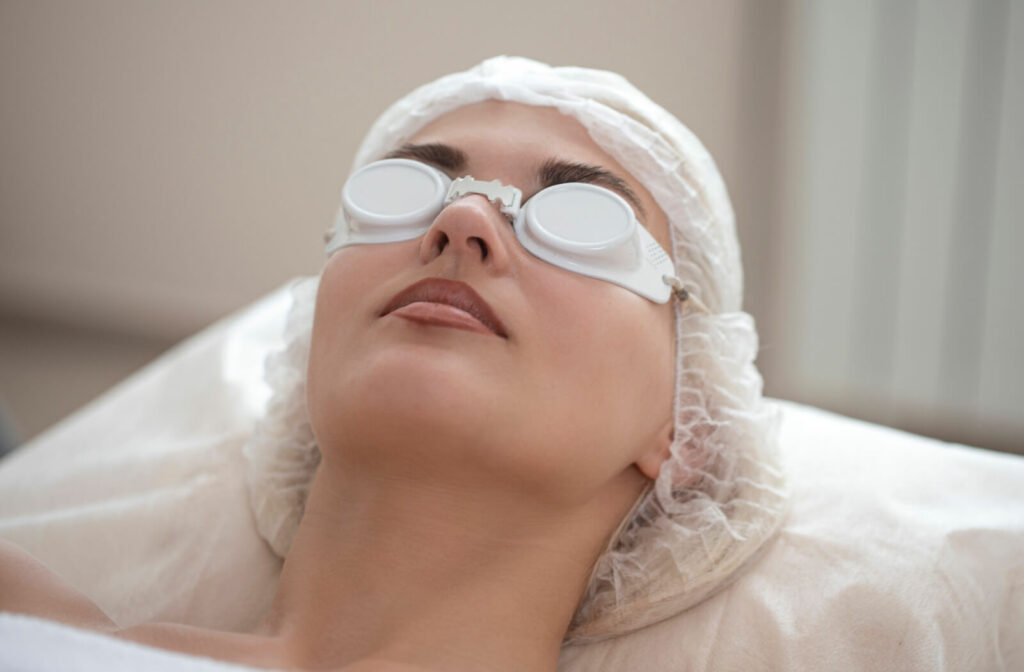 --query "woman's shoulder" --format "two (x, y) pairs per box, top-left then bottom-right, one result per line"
(0, 541), (292, 669)
(114, 620), (286, 668)
(0, 539), (118, 633)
